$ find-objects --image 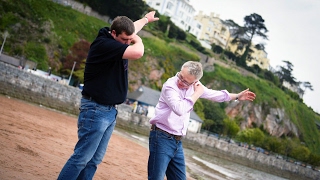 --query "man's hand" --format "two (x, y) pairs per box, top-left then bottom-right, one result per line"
(237, 88), (256, 101)
(193, 81), (204, 95)
(191, 81), (204, 103)
(134, 11), (159, 34)
(144, 11), (159, 23)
